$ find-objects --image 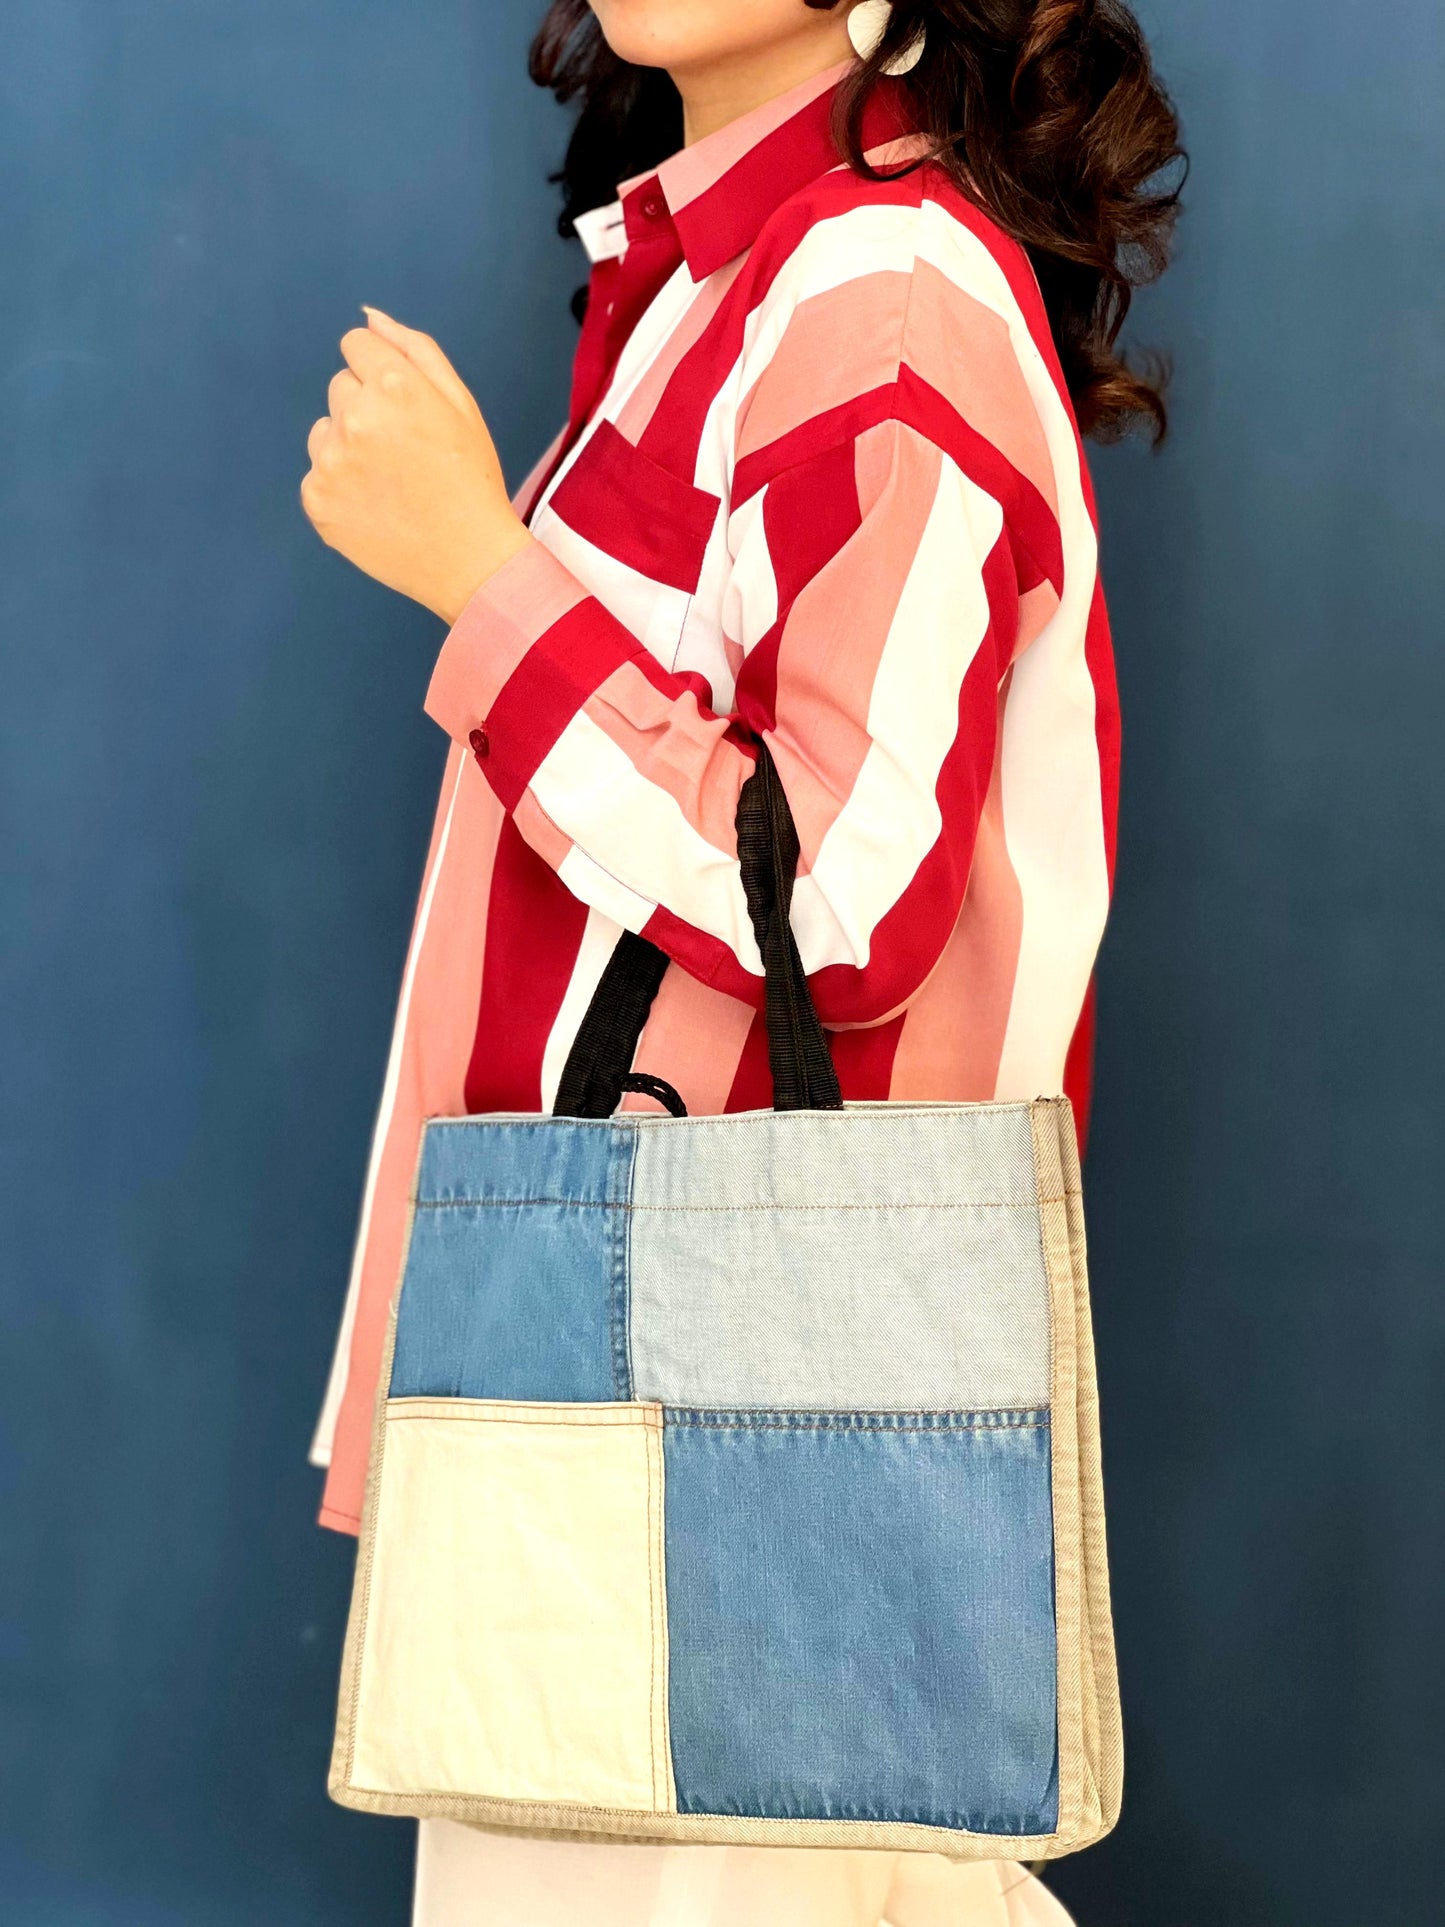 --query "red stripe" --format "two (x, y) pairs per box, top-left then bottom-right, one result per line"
(733, 373), (1064, 599)
(667, 73), (915, 282)
(726, 1009), (905, 1111)
(830, 1015), (905, 1099)
(739, 437), (863, 735)
(622, 644), (724, 720)
(464, 819), (588, 1113)
(1085, 577), (1120, 888)
(732, 387), (899, 505)
(483, 600), (641, 810)
(640, 903), (764, 1010)
(723, 1012), (773, 1112)
(894, 368), (1064, 594)
(548, 420), (720, 595)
